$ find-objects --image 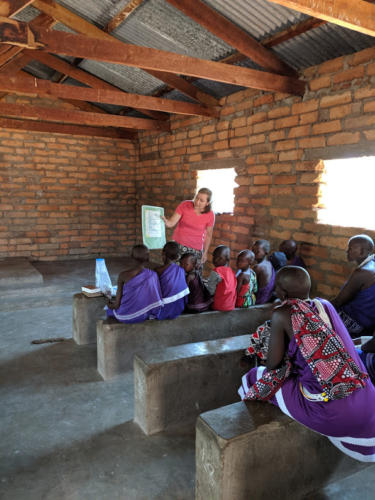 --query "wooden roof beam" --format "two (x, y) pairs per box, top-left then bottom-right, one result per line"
(0, 0), (35, 17)
(32, 0), (220, 106)
(0, 116), (136, 139)
(0, 23), (305, 96)
(0, 101), (170, 130)
(104, 0), (145, 33)
(165, 0), (296, 77)
(266, 0), (375, 37)
(0, 75), (219, 117)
